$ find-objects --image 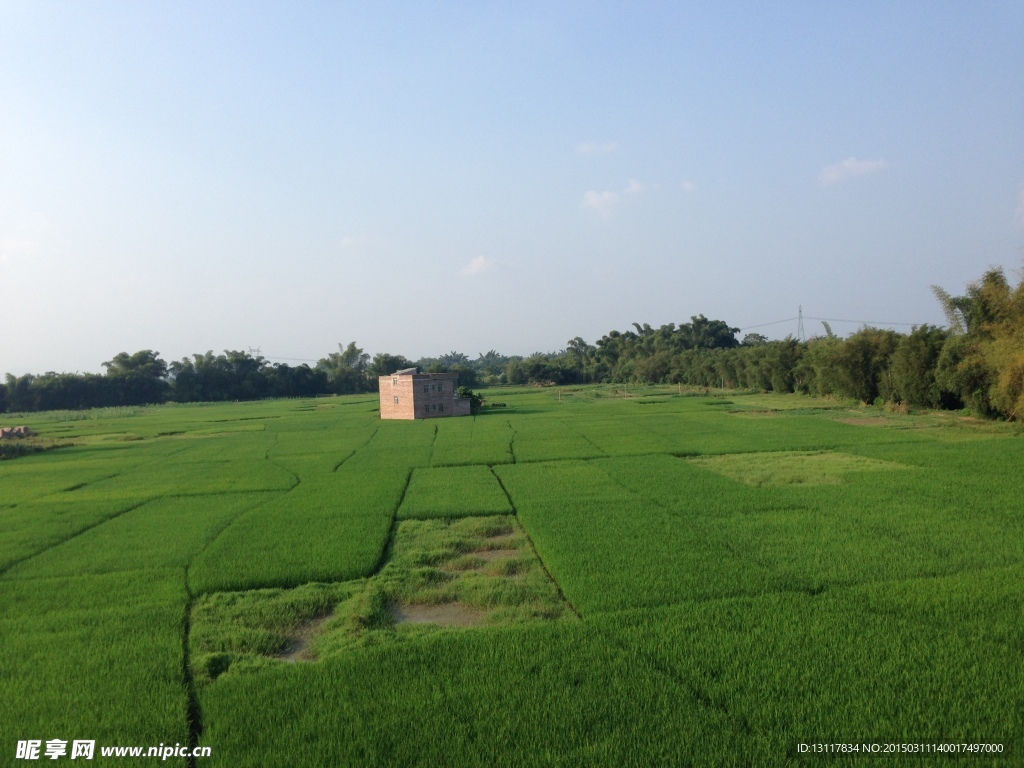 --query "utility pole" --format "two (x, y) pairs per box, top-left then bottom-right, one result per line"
(797, 306), (805, 342)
